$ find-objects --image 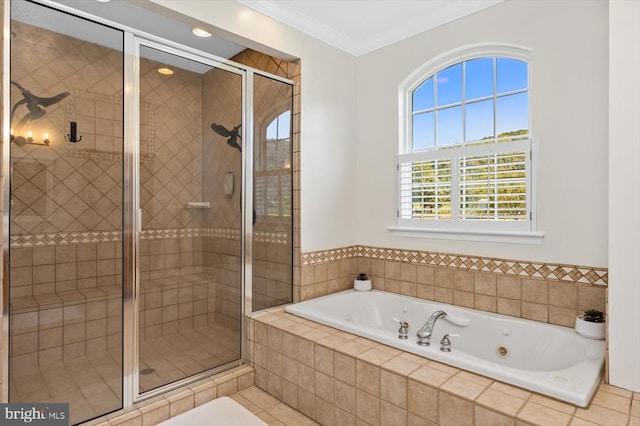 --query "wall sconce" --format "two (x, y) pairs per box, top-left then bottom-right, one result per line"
(11, 128), (50, 146)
